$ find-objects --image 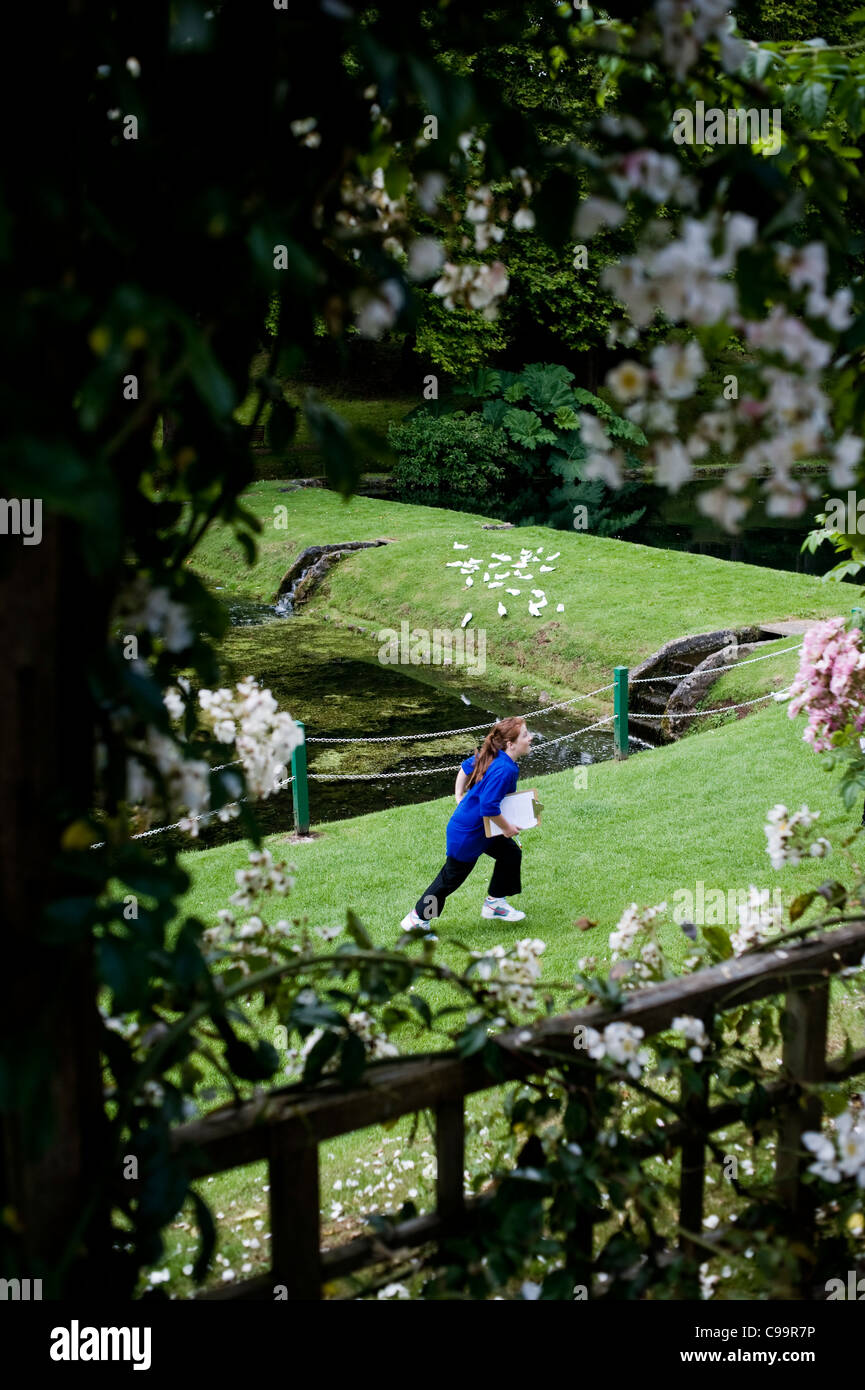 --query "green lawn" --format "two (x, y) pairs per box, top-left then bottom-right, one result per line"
(181, 670), (854, 977)
(149, 489), (865, 1298)
(149, 670), (865, 1299)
